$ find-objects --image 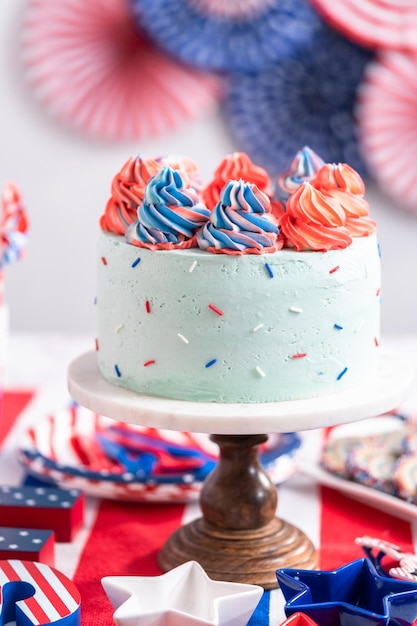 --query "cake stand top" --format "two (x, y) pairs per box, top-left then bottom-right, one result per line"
(67, 350), (413, 435)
